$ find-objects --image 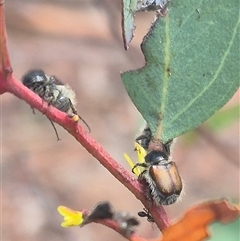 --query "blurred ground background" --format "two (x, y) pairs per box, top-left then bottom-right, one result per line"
(2, 1), (239, 241)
